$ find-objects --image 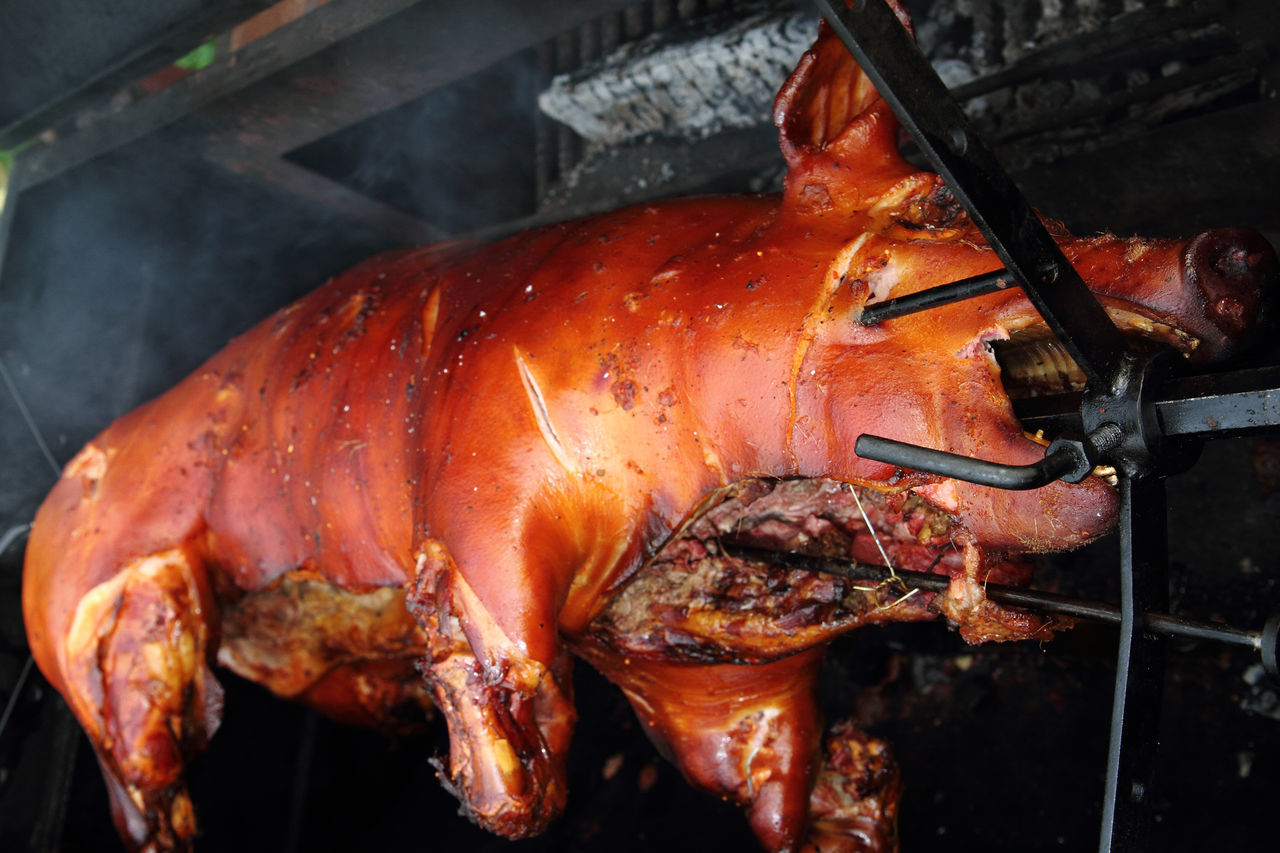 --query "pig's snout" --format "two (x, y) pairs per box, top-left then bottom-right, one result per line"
(1182, 227), (1277, 361)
